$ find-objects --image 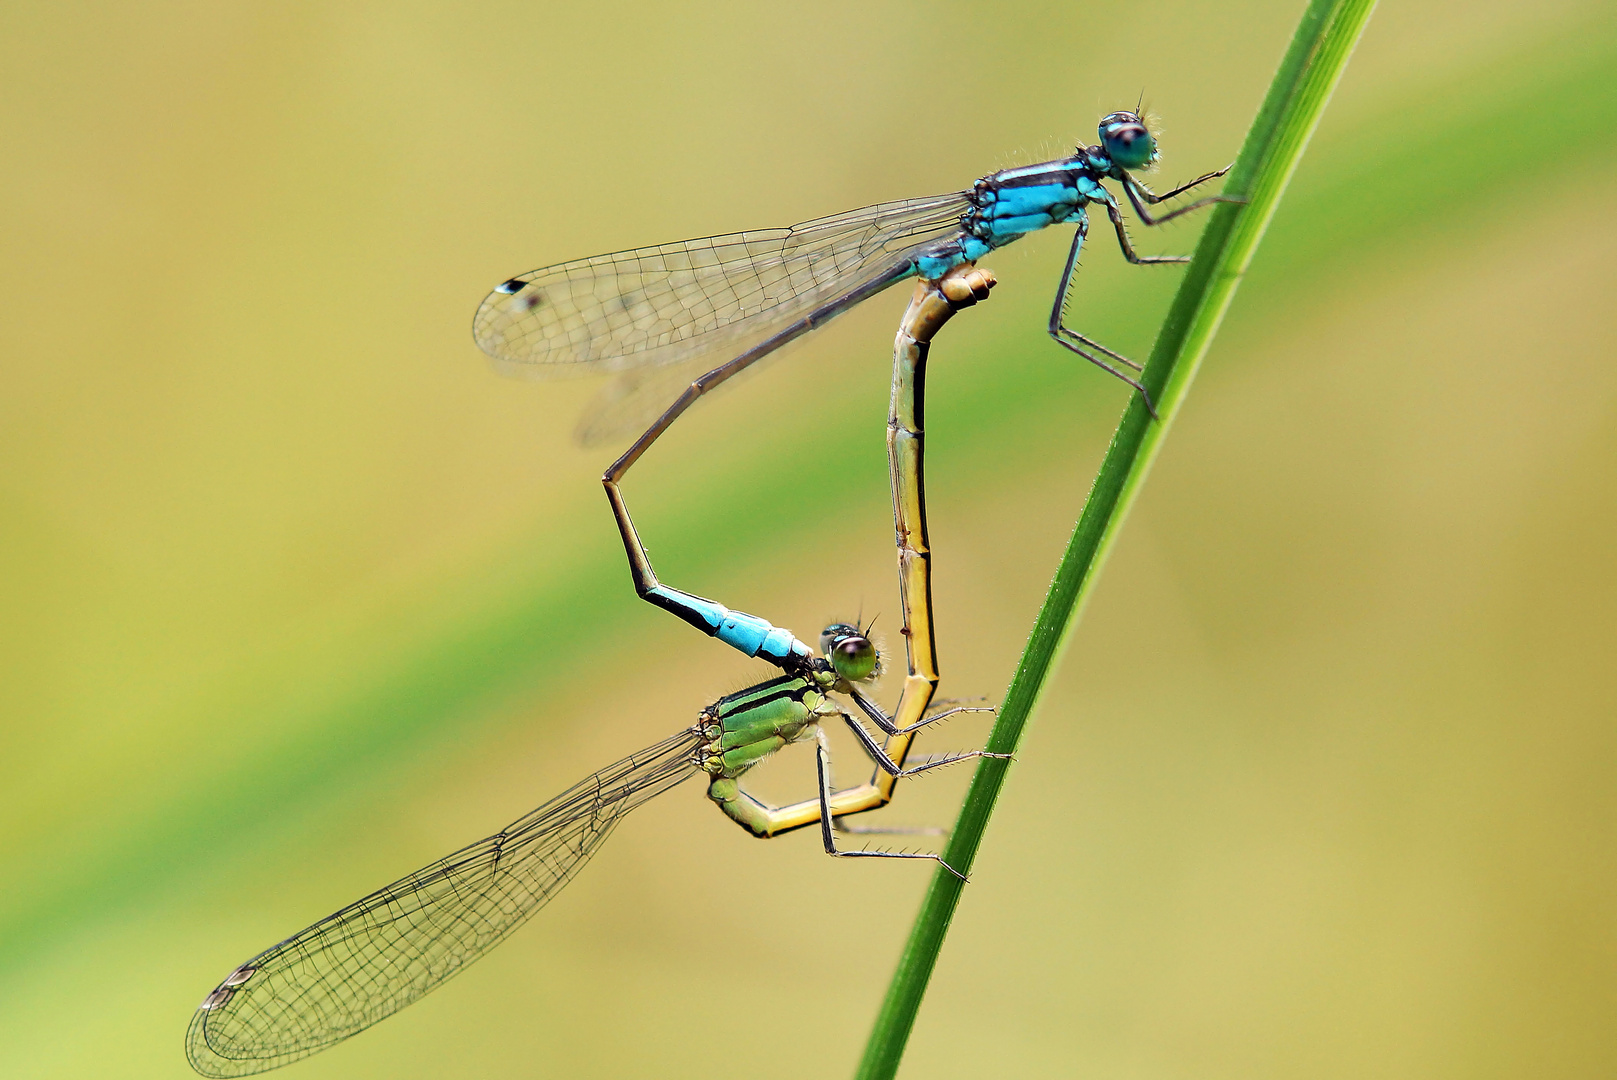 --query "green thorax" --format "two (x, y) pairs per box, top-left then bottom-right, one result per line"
(697, 668), (841, 779)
